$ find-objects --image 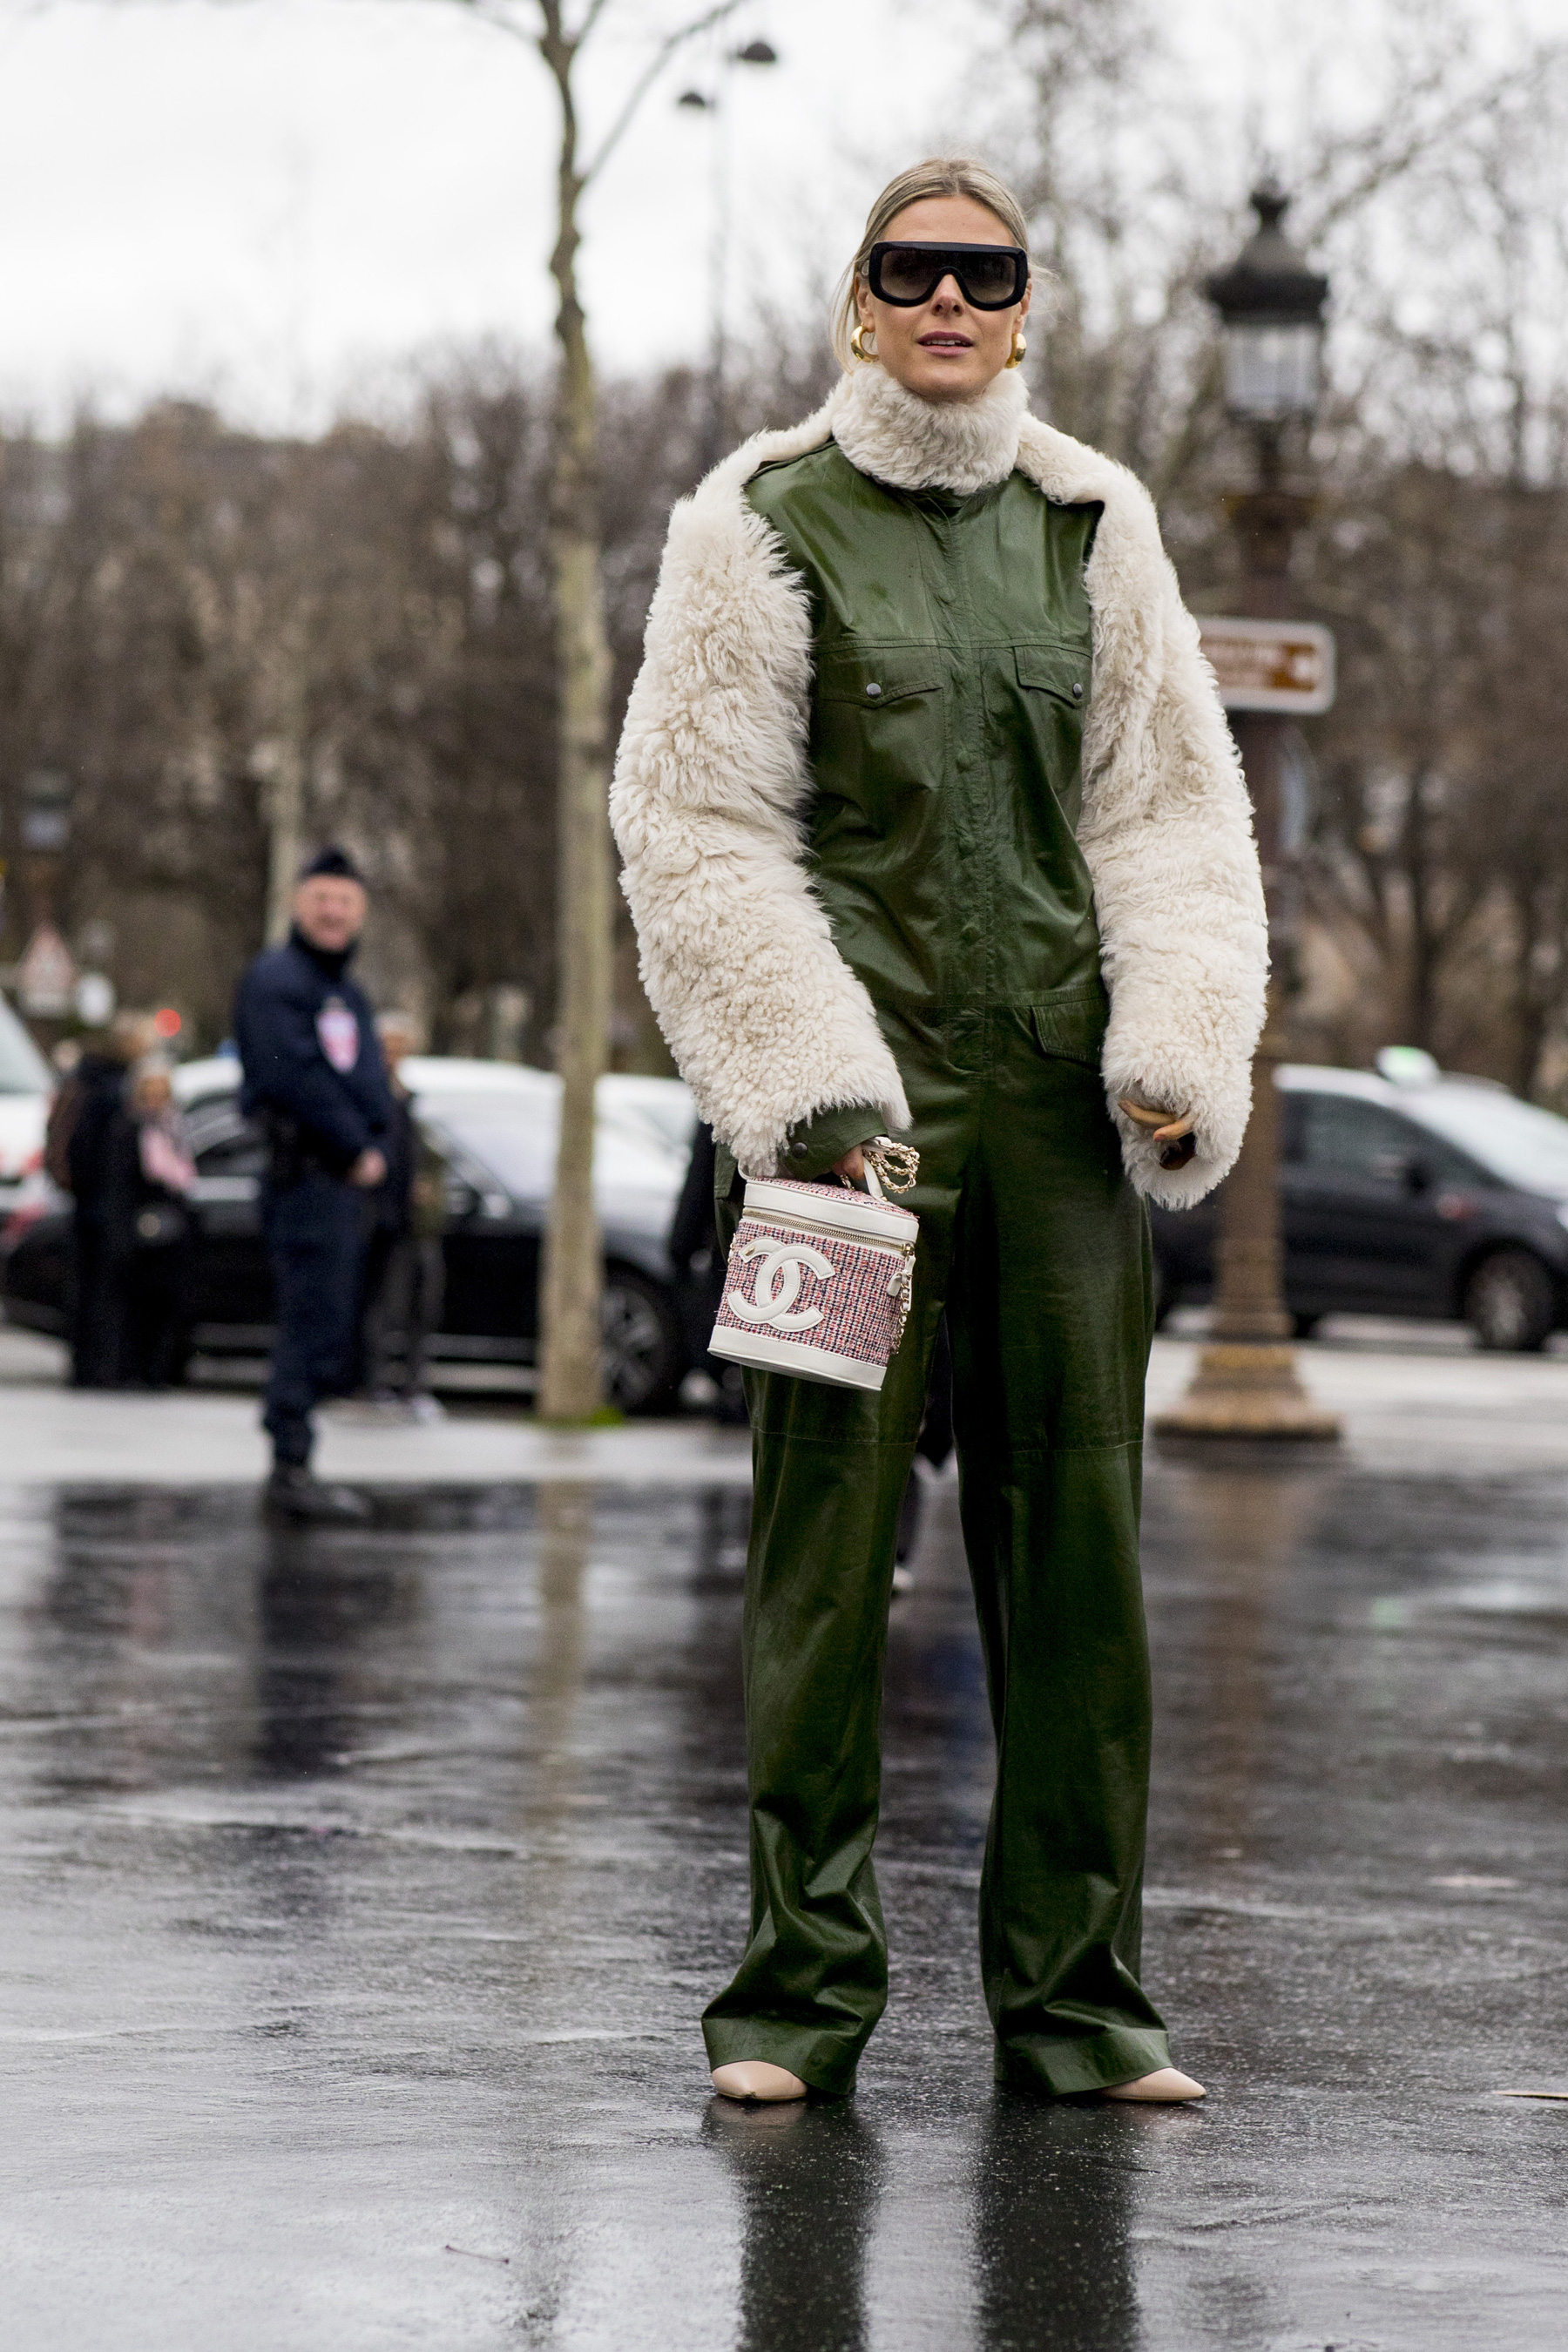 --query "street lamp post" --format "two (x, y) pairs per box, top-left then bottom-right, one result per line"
(20, 767), (71, 868)
(1155, 187), (1341, 1441)
(676, 37), (779, 470)
(13, 767), (78, 1027)
(19, 767), (71, 950)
